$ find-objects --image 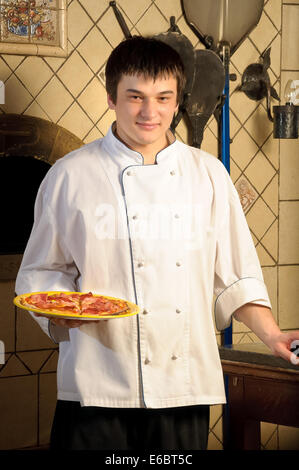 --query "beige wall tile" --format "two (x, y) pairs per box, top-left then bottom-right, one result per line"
(262, 266), (278, 320)
(39, 373), (57, 445)
(282, 5), (299, 69)
(256, 241), (276, 265)
(57, 50), (93, 97)
(67, 0), (93, 47)
(16, 308), (54, 350)
(97, 108), (115, 135)
(136, 3), (169, 36)
(279, 201), (299, 264)
(116, 0), (152, 25)
(246, 197), (276, 239)
(15, 57), (53, 97)
(0, 74), (32, 114)
(17, 350), (53, 374)
(262, 174), (279, 216)
(98, 7), (132, 48)
(244, 104), (274, 147)
(262, 135), (279, 170)
(0, 376), (38, 449)
(77, 26), (112, 73)
(77, 77), (108, 123)
(249, 11), (278, 54)
(265, 0), (282, 31)
(155, 0), (183, 21)
(278, 265), (299, 329)
(24, 100), (51, 120)
(36, 75), (73, 122)
(280, 138), (299, 200)
(230, 128), (259, 170)
(244, 151), (276, 193)
(0, 281), (15, 352)
(261, 422), (278, 449)
(0, 57), (13, 82)
(278, 425), (299, 450)
(261, 218), (278, 262)
(0, 354), (29, 377)
(79, 0), (108, 22)
(57, 102), (94, 139)
(230, 38), (260, 75)
(83, 126), (104, 144)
